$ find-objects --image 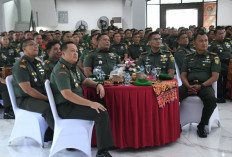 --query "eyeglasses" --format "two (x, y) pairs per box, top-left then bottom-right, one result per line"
(152, 38), (162, 41)
(26, 43), (39, 47)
